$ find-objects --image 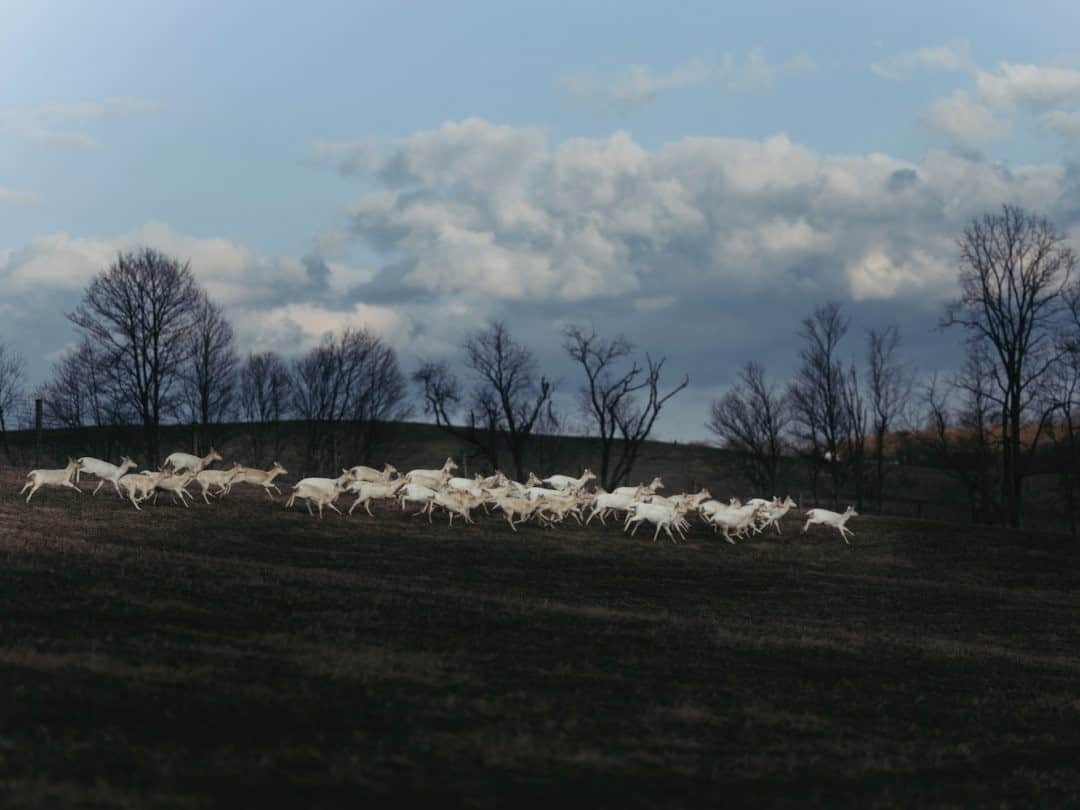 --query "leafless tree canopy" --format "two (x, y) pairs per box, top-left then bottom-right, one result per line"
(0, 341), (27, 462)
(941, 204), (1076, 527)
(291, 327), (409, 472)
(867, 326), (912, 512)
(919, 348), (1001, 524)
(1042, 329), (1080, 535)
(841, 362), (869, 511)
(788, 301), (850, 506)
(37, 339), (124, 429)
(67, 248), (202, 465)
(563, 324), (688, 490)
(241, 351), (292, 425)
(182, 291), (238, 428)
(707, 361), (789, 495)
(239, 351), (292, 465)
(414, 322), (554, 480)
